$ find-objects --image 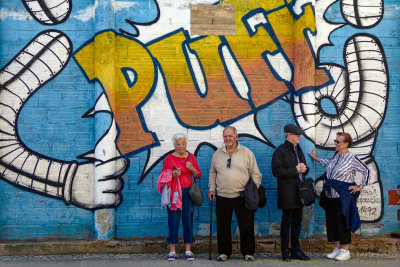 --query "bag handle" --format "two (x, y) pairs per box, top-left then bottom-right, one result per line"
(294, 146), (305, 181)
(186, 151), (196, 184)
